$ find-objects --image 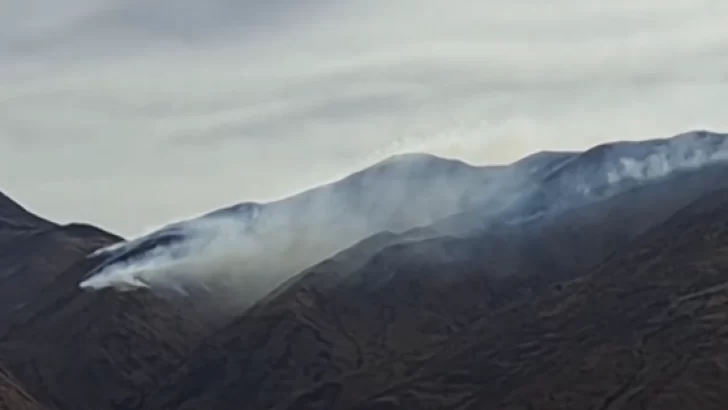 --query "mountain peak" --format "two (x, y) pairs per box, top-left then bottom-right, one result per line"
(0, 190), (25, 212)
(0, 190), (53, 230)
